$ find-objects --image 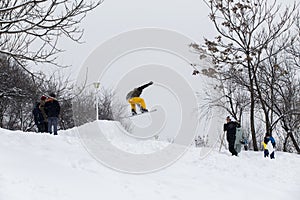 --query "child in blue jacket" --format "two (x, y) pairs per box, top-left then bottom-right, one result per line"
(263, 133), (276, 159)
